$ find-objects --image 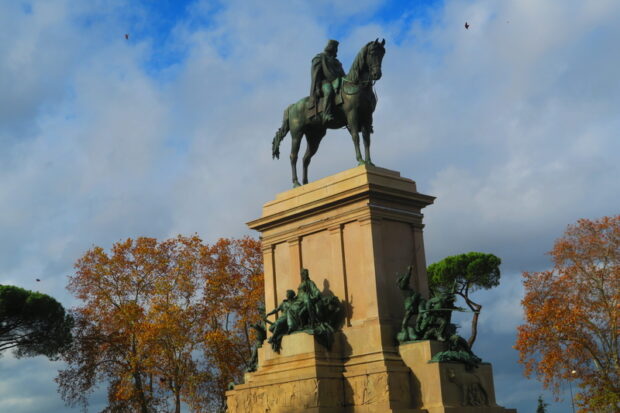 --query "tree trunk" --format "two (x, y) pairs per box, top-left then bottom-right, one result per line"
(132, 371), (150, 413)
(457, 290), (482, 348)
(465, 299), (482, 348)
